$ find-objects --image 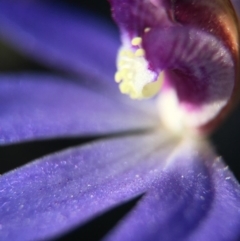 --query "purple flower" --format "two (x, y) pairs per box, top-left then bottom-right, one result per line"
(0, 1), (240, 241)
